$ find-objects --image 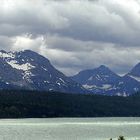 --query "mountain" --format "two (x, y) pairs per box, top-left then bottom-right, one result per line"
(126, 63), (140, 82)
(71, 65), (140, 96)
(0, 50), (86, 93)
(1, 49), (140, 96)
